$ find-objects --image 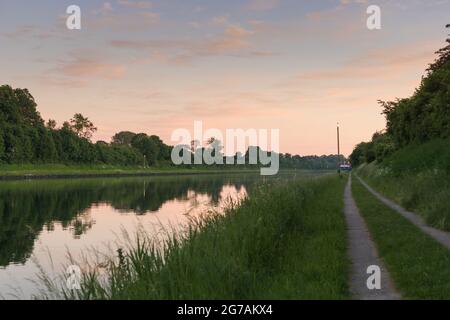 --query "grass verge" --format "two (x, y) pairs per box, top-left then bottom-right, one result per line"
(0, 164), (265, 179)
(48, 174), (349, 300)
(357, 139), (450, 230)
(352, 176), (450, 299)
